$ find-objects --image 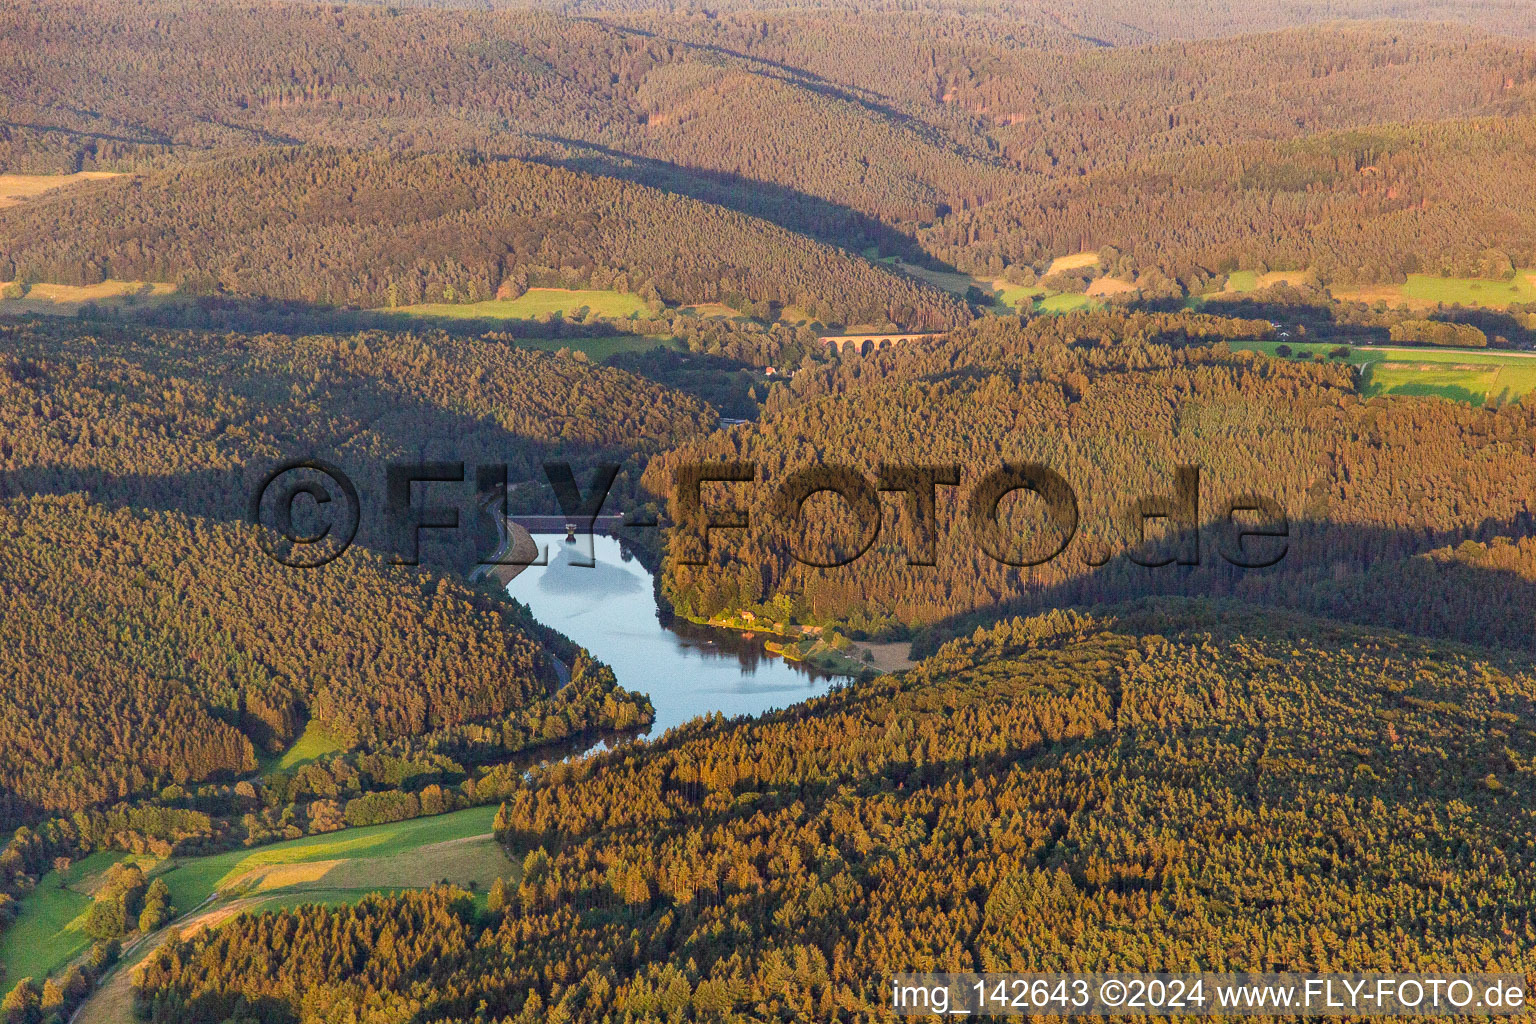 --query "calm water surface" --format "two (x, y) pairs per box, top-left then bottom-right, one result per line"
(505, 534), (843, 736)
